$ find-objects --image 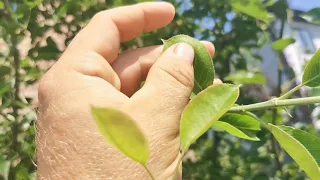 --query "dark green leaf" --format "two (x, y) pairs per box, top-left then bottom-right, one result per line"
(213, 112), (261, 141)
(91, 107), (150, 165)
(15, 4), (32, 26)
(225, 71), (266, 84)
(162, 34), (215, 94)
(0, 82), (10, 96)
(0, 2), (4, 9)
(302, 50), (320, 87)
(0, 66), (11, 77)
(271, 38), (296, 52)
(269, 124), (320, 179)
(180, 84), (240, 152)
